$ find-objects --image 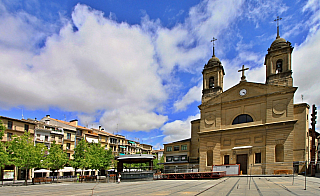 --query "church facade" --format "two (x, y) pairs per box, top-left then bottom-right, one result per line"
(191, 34), (310, 175)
